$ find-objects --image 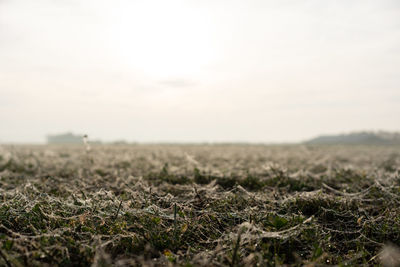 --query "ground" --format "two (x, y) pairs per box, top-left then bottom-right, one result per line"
(0, 144), (399, 266)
